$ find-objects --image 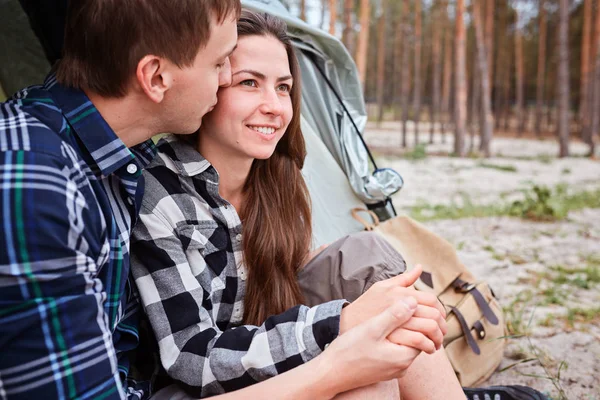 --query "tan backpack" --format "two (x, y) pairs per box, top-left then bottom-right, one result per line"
(352, 209), (506, 387)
